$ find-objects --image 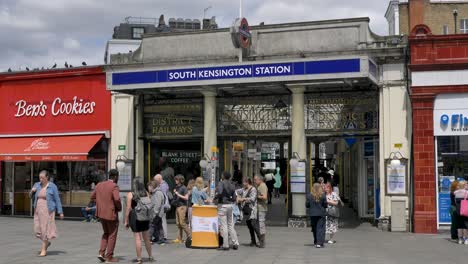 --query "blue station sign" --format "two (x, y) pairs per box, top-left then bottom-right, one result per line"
(111, 58), (362, 86)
